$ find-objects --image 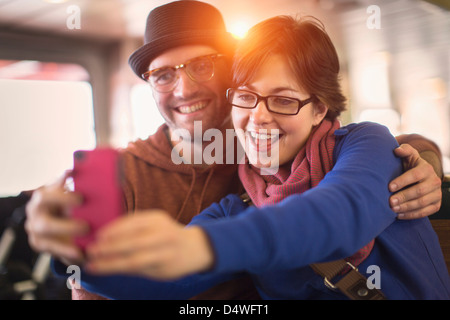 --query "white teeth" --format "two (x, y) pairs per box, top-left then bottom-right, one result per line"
(178, 102), (207, 114)
(249, 131), (278, 140)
